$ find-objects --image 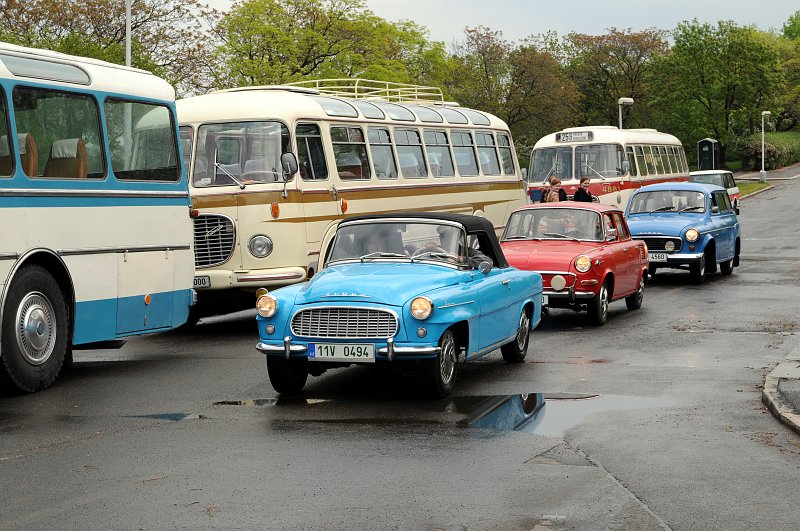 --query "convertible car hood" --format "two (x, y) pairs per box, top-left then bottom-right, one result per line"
(502, 240), (602, 271)
(295, 262), (464, 306)
(626, 214), (702, 236)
